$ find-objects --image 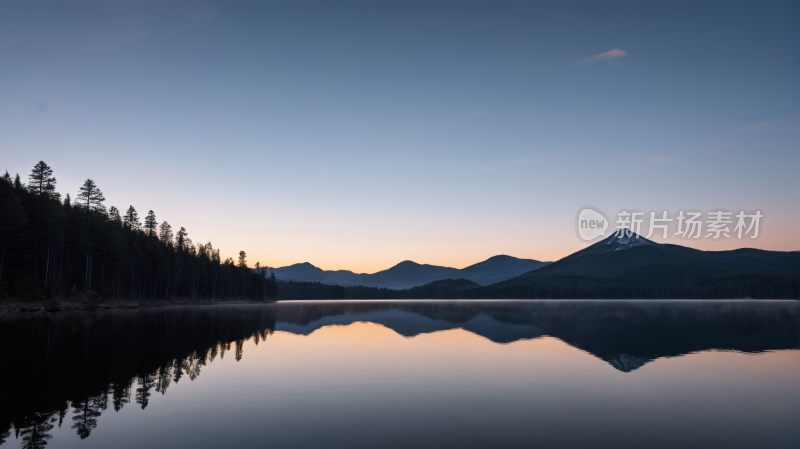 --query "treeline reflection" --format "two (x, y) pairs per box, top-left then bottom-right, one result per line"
(0, 301), (797, 447)
(0, 306), (276, 447)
